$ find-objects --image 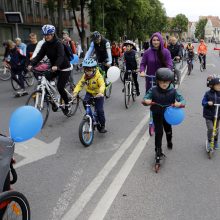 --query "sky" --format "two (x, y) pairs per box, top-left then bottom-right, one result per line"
(160, 0), (220, 22)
